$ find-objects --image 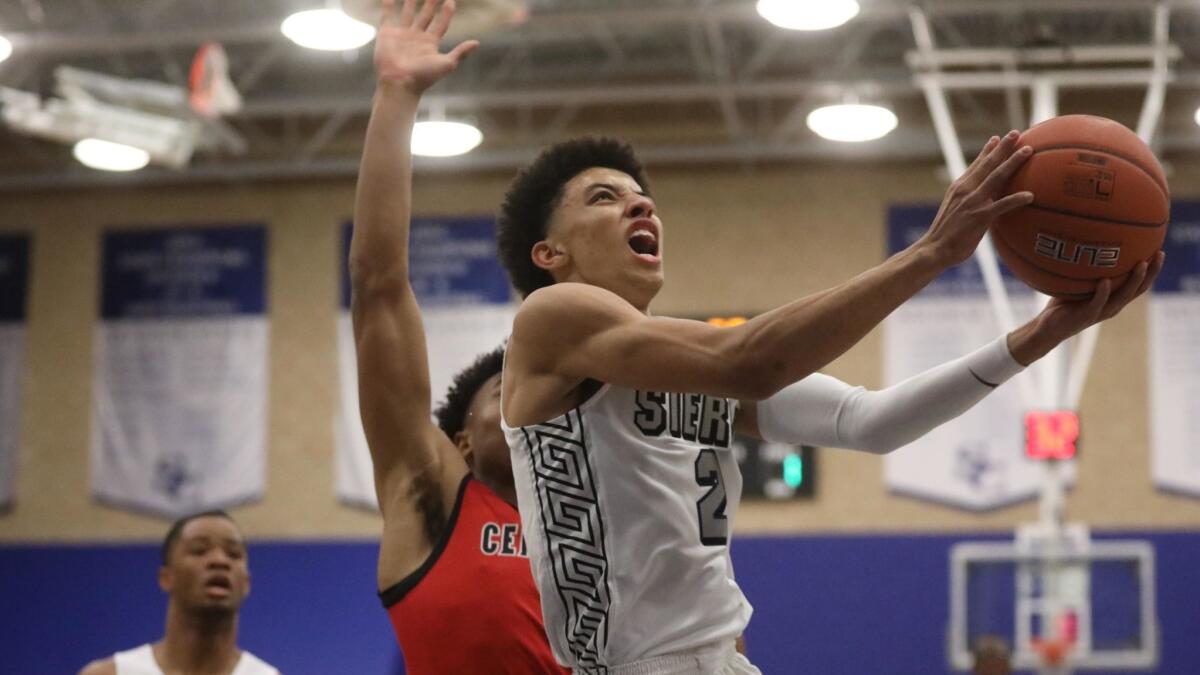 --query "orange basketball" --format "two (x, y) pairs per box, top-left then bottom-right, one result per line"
(990, 114), (1169, 298)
